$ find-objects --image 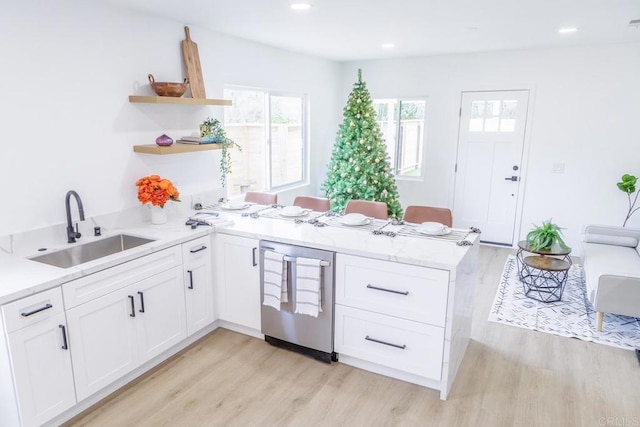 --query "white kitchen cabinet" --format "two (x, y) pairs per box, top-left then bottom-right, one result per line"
(66, 266), (186, 401)
(215, 234), (261, 331)
(182, 236), (215, 335)
(1, 288), (76, 427)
